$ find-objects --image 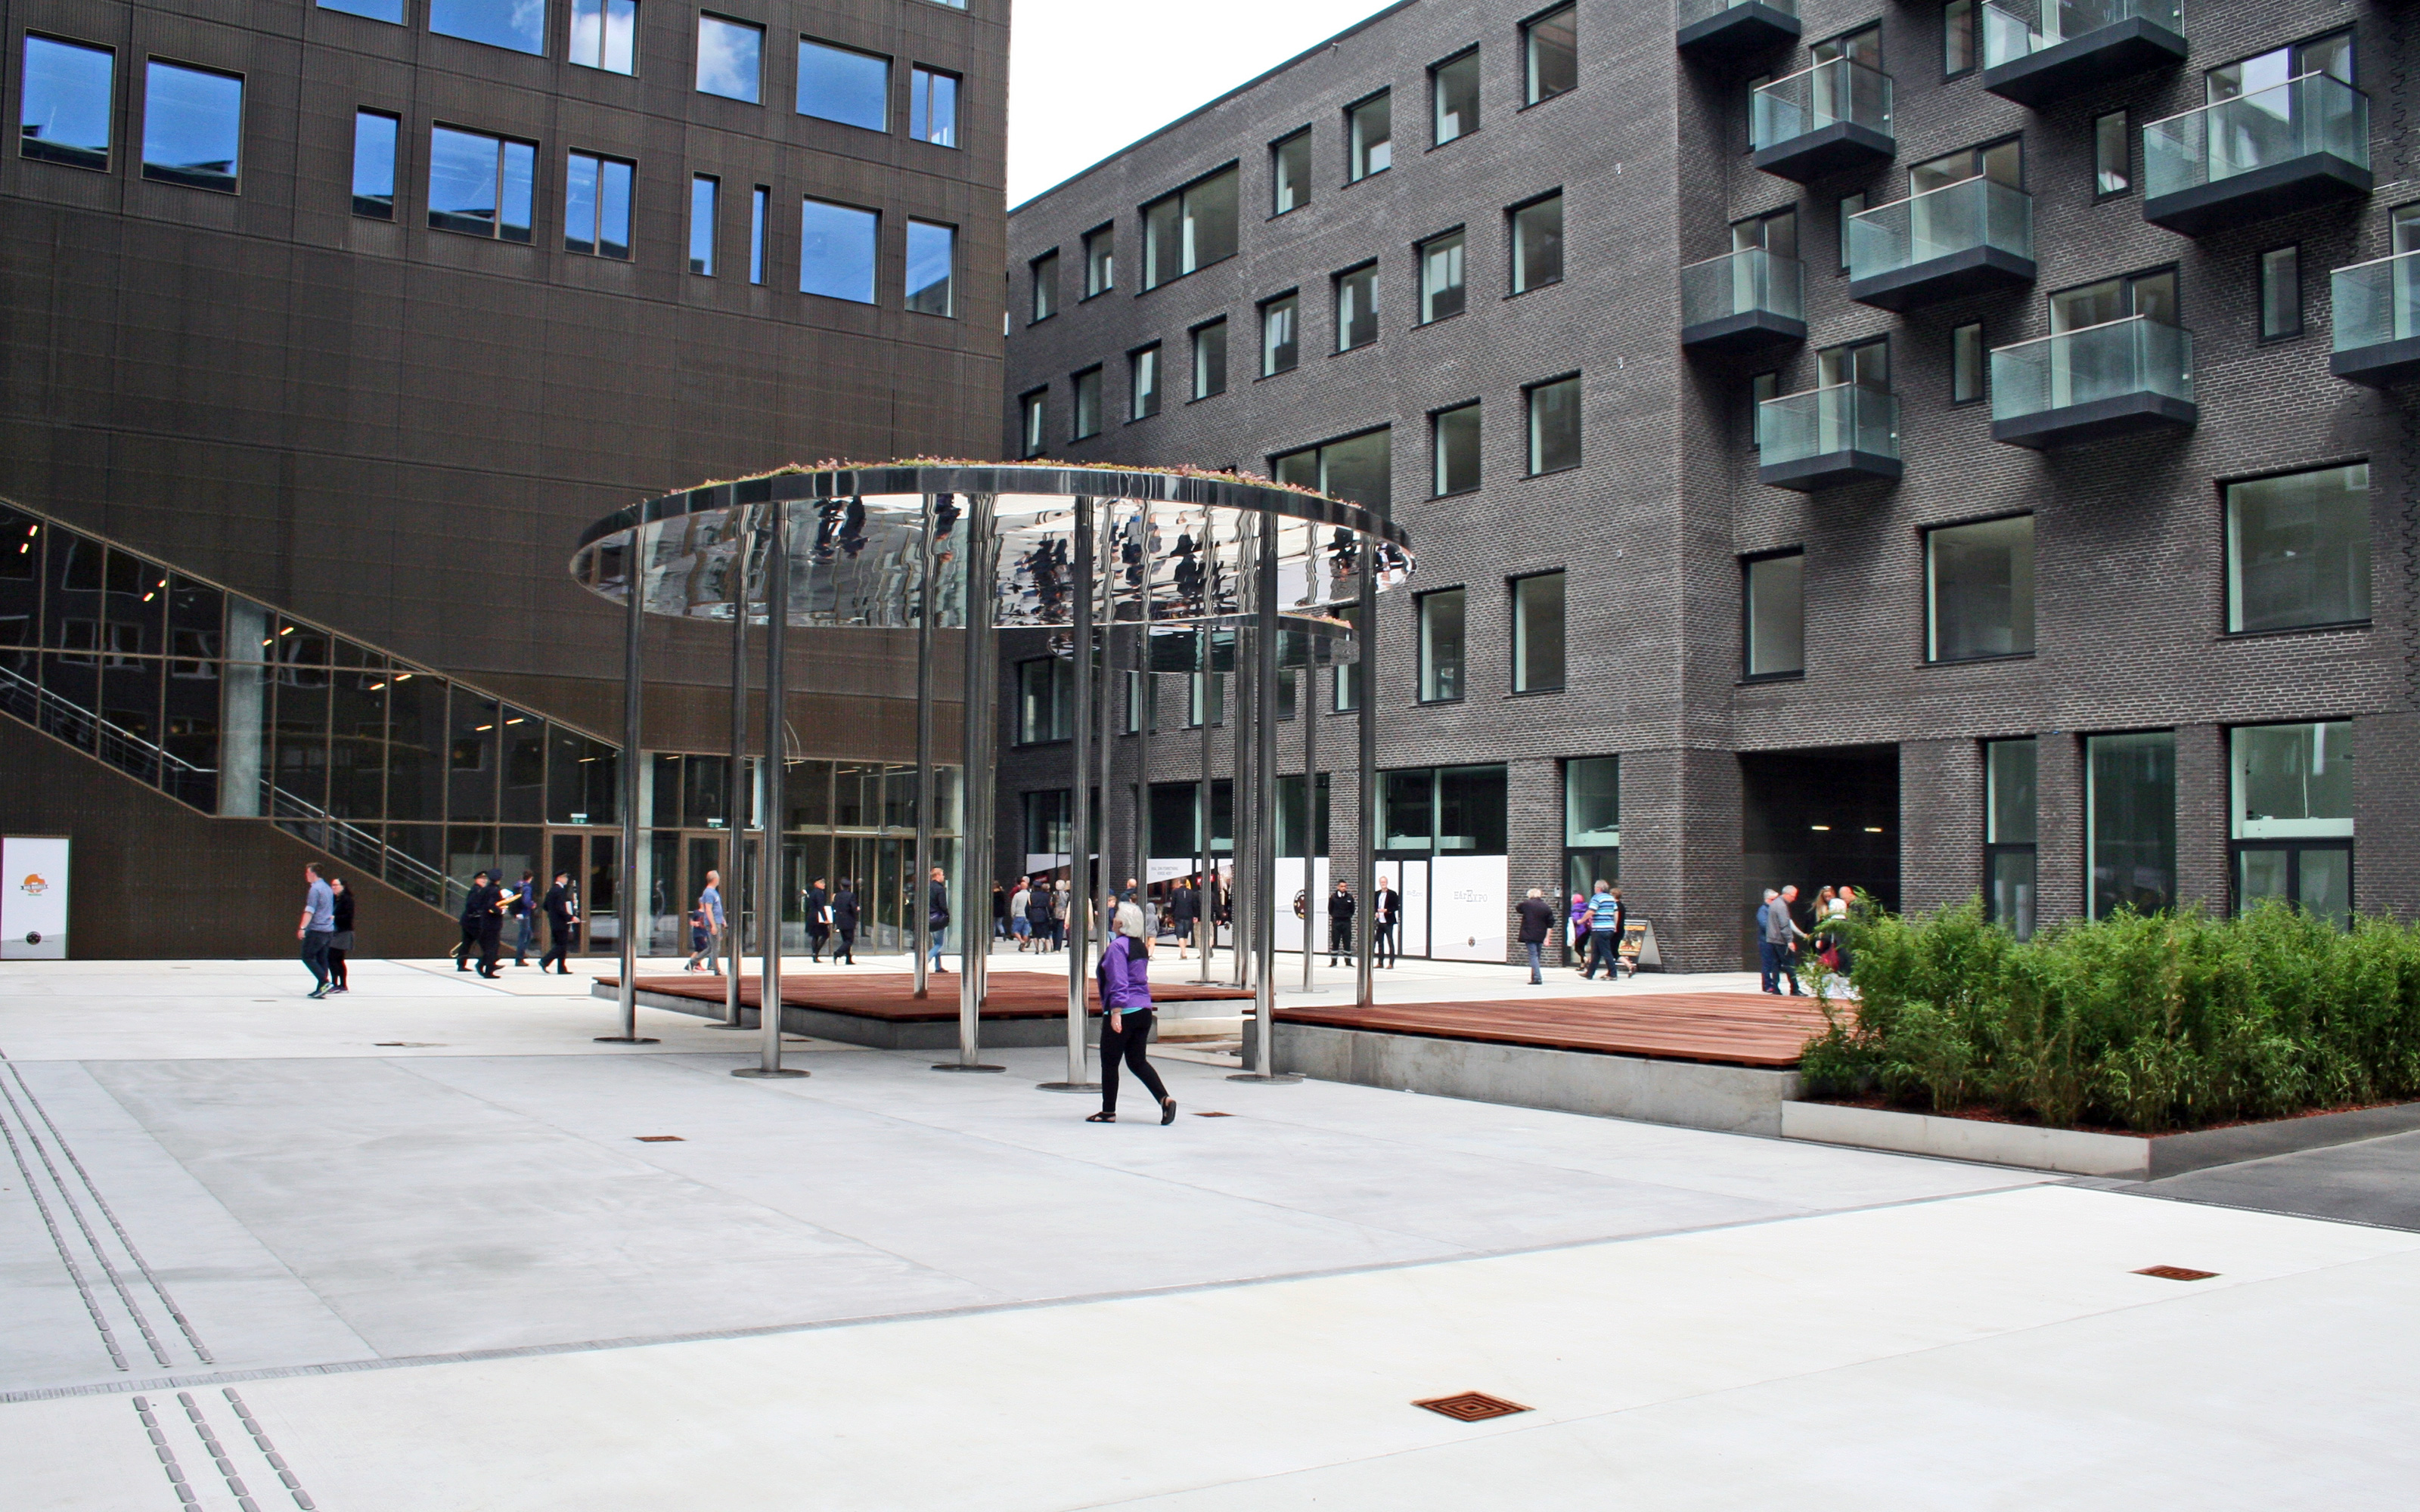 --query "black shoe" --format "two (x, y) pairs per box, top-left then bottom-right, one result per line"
(1161, 1098), (1177, 1126)
(1085, 1110), (1115, 1123)
(455, 964), (469, 972)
